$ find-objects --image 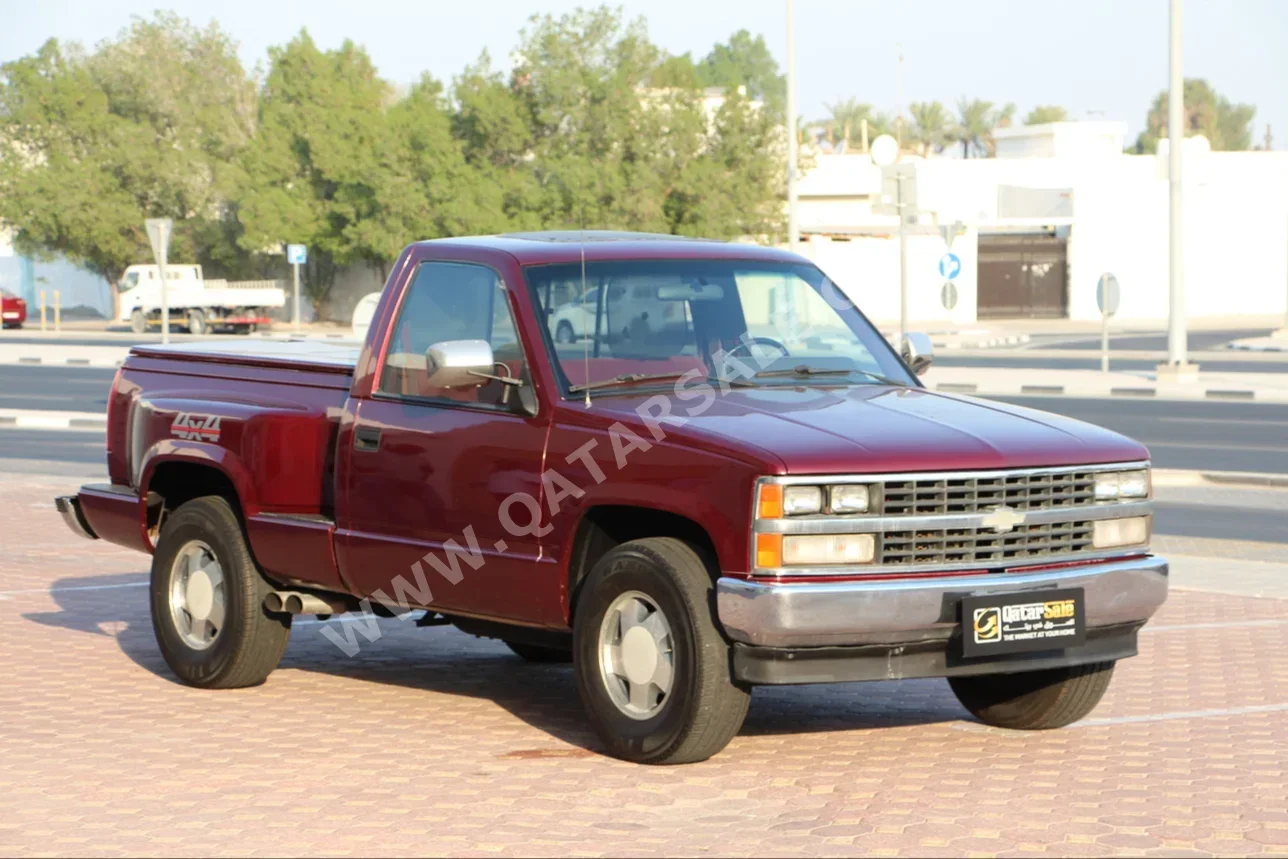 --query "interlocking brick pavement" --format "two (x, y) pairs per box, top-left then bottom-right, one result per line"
(2, 473), (1287, 857)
